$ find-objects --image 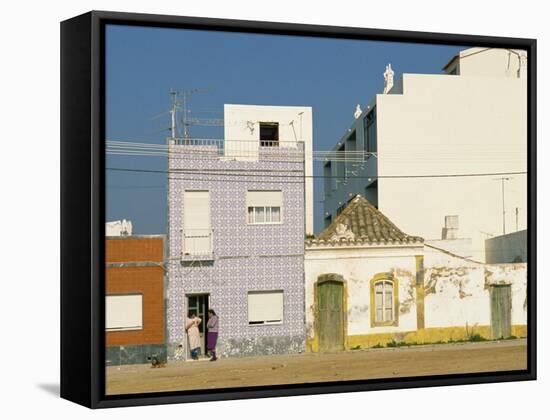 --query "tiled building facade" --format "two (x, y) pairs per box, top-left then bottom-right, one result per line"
(166, 144), (306, 358)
